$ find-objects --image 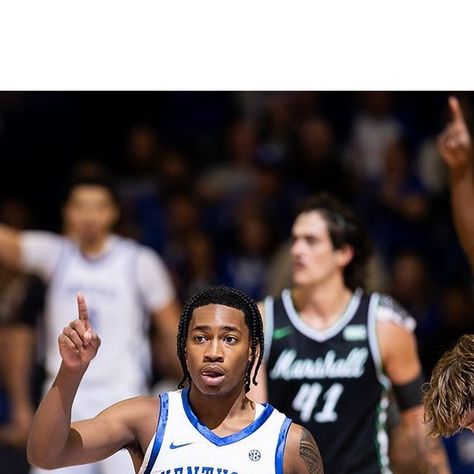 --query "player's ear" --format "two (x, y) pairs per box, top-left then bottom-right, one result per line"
(336, 244), (354, 267)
